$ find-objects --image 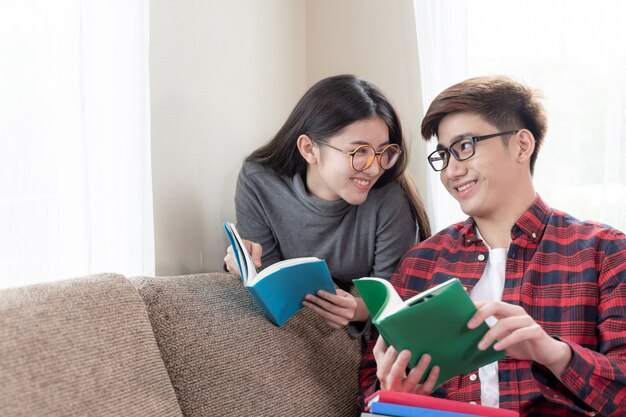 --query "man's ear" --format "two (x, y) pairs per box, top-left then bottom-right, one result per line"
(515, 129), (536, 164)
(296, 134), (318, 165)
